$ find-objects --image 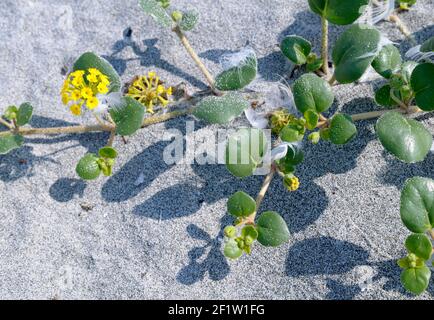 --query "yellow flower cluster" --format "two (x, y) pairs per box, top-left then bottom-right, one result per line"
(61, 68), (110, 116)
(284, 174), (300, 192)
(127, 71), (172, 113)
